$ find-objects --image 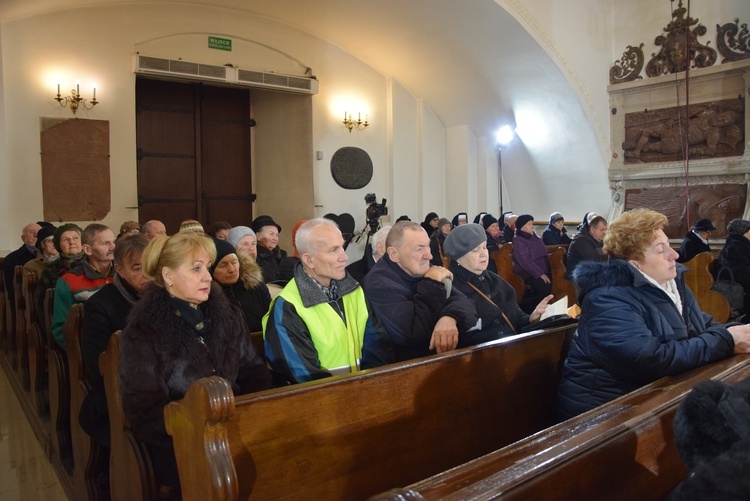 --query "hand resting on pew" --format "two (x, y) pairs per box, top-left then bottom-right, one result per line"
(429, 316), (459, 353)
(727, 324), (750, 353)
